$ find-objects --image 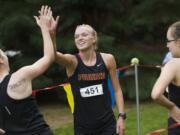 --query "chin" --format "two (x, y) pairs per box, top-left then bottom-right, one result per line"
(78, 46), (89, 51)
(78, 48), (88, 52)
